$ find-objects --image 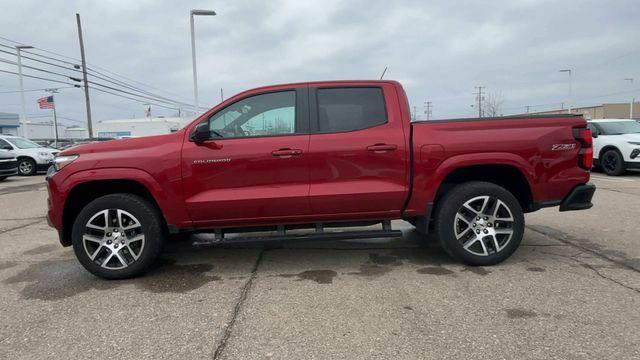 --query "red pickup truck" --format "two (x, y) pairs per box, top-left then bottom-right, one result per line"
(46, 80), (595, 279)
